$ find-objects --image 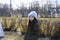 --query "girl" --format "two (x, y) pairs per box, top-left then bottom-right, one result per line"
(24, 11), (40, 40)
